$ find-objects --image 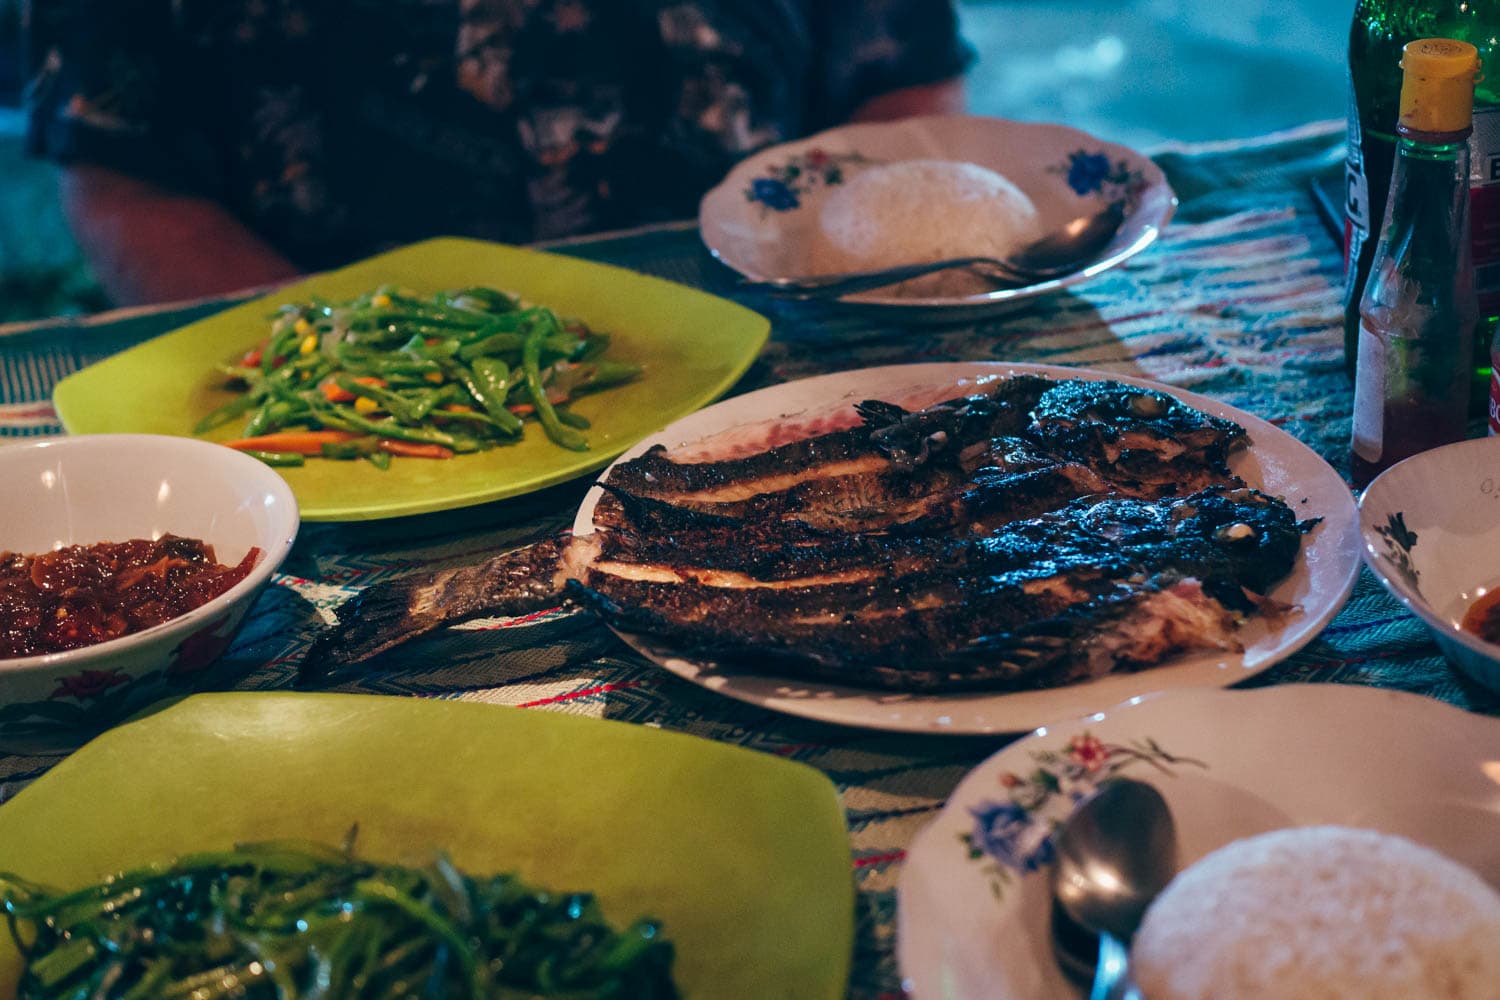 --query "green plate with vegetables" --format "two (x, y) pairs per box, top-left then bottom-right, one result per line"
(52, 238), (770, 521)
(0, 692), (854, 999)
